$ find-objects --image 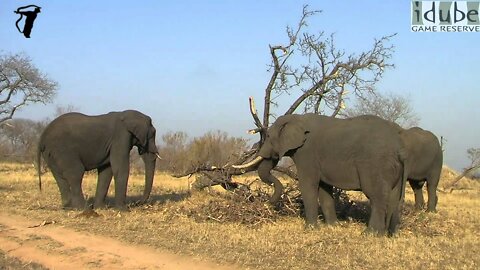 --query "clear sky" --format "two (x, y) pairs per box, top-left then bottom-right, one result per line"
(1, 1), (478, 170)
